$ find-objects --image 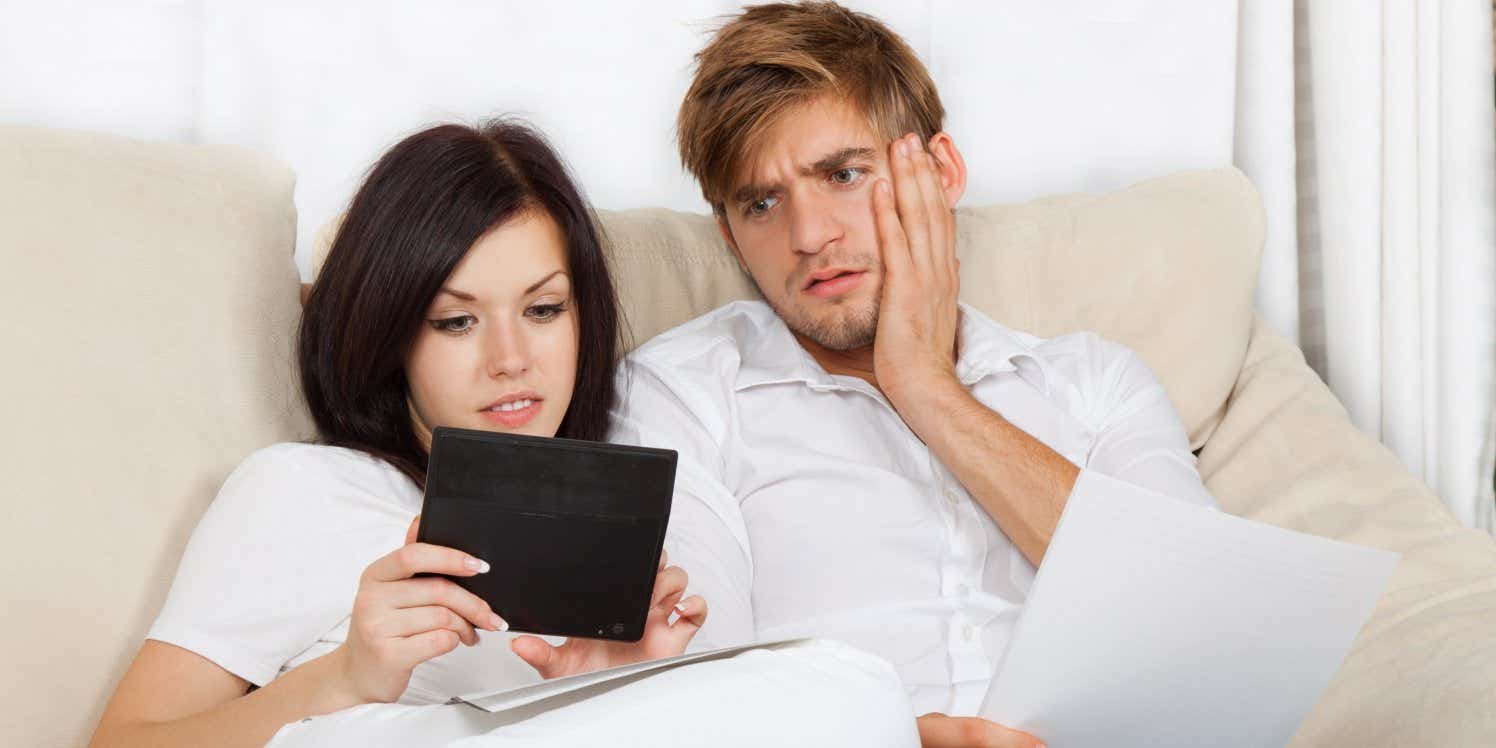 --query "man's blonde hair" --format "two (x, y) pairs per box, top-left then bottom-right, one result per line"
(676, 1), (945, 214)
